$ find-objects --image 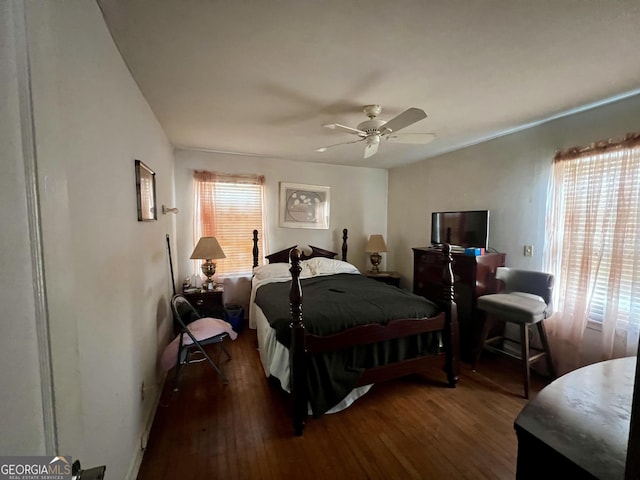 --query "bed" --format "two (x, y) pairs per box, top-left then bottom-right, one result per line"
(249, 229), (459, 435)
